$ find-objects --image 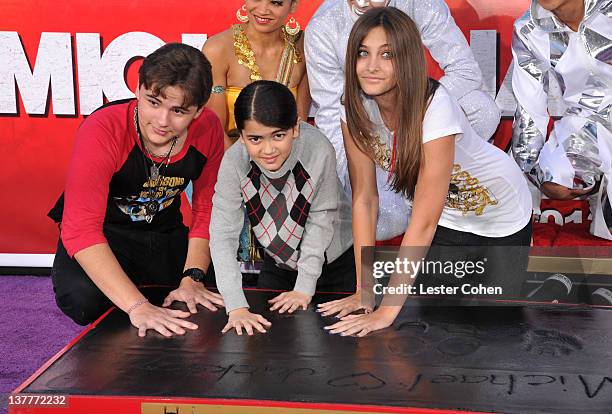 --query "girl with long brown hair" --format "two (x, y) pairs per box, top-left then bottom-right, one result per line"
(318, 7), (533, 336)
